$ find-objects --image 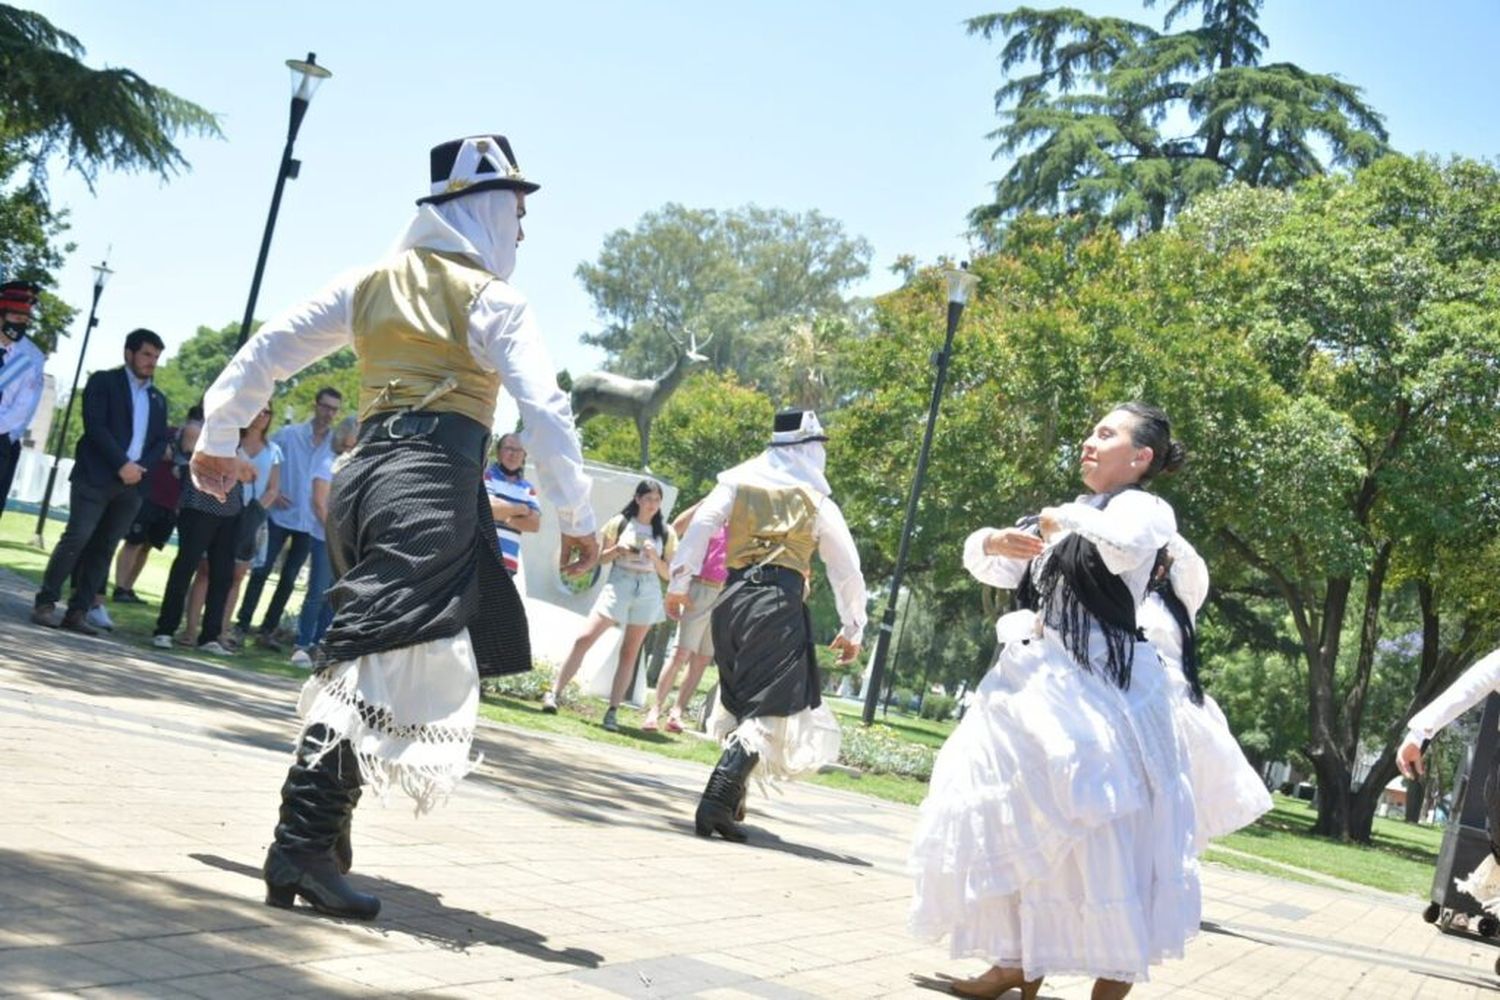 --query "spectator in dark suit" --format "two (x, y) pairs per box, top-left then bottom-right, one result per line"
(32, 328), (168, 634)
